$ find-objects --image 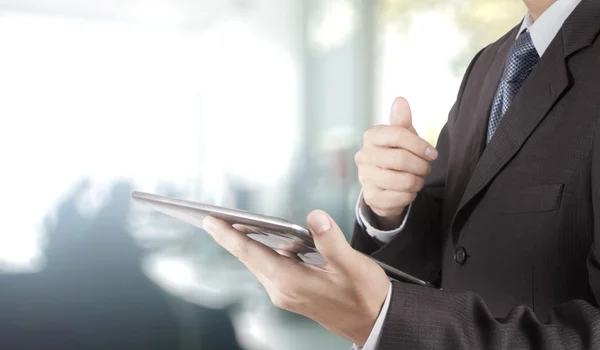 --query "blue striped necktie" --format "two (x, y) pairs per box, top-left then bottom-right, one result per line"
(487, 30), (540, 143)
